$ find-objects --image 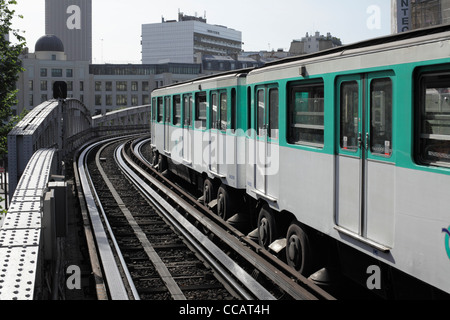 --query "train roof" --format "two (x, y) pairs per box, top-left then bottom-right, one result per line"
(151, 68), (253, 94)
(263, 23), (450, 68)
